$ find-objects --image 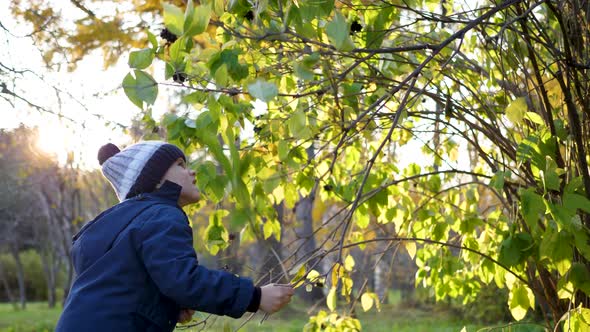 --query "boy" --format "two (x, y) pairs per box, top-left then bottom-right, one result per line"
(56, 141), (294, 331)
